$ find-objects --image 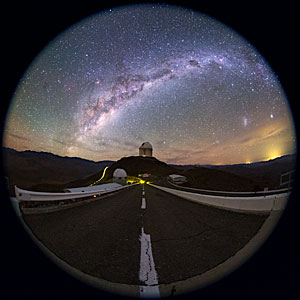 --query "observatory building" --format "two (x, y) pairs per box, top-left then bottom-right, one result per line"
(113, 168), (127, 185)
(139, 142), (153, 157)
